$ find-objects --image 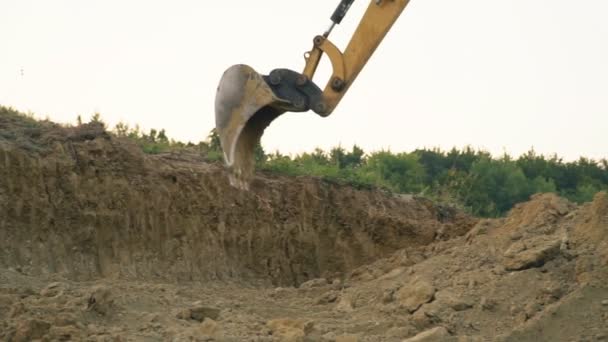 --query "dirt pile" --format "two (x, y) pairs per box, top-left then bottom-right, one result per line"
(1, 112), (607, 341)
(0, 118), (473, 286)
